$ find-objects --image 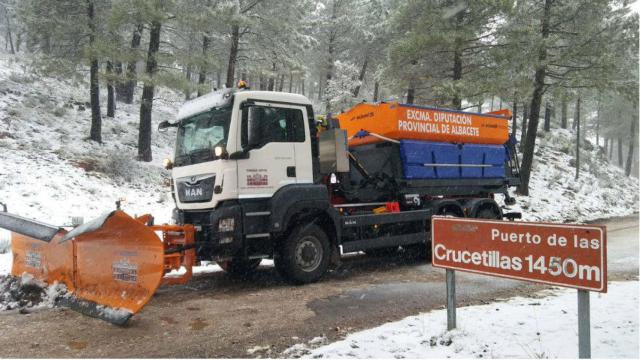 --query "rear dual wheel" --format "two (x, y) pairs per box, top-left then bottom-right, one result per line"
(475, 207), (501, 219)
